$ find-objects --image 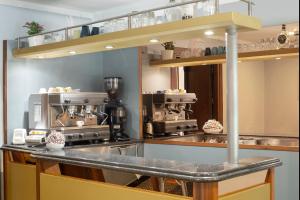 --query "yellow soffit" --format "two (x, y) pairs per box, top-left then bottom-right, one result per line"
(13, 12), (261, 59)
